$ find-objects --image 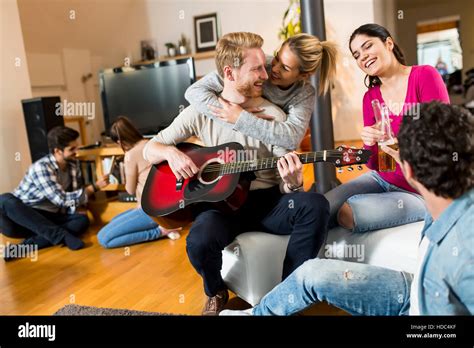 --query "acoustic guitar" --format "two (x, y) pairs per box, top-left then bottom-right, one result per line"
(142, 142), (371, 229)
